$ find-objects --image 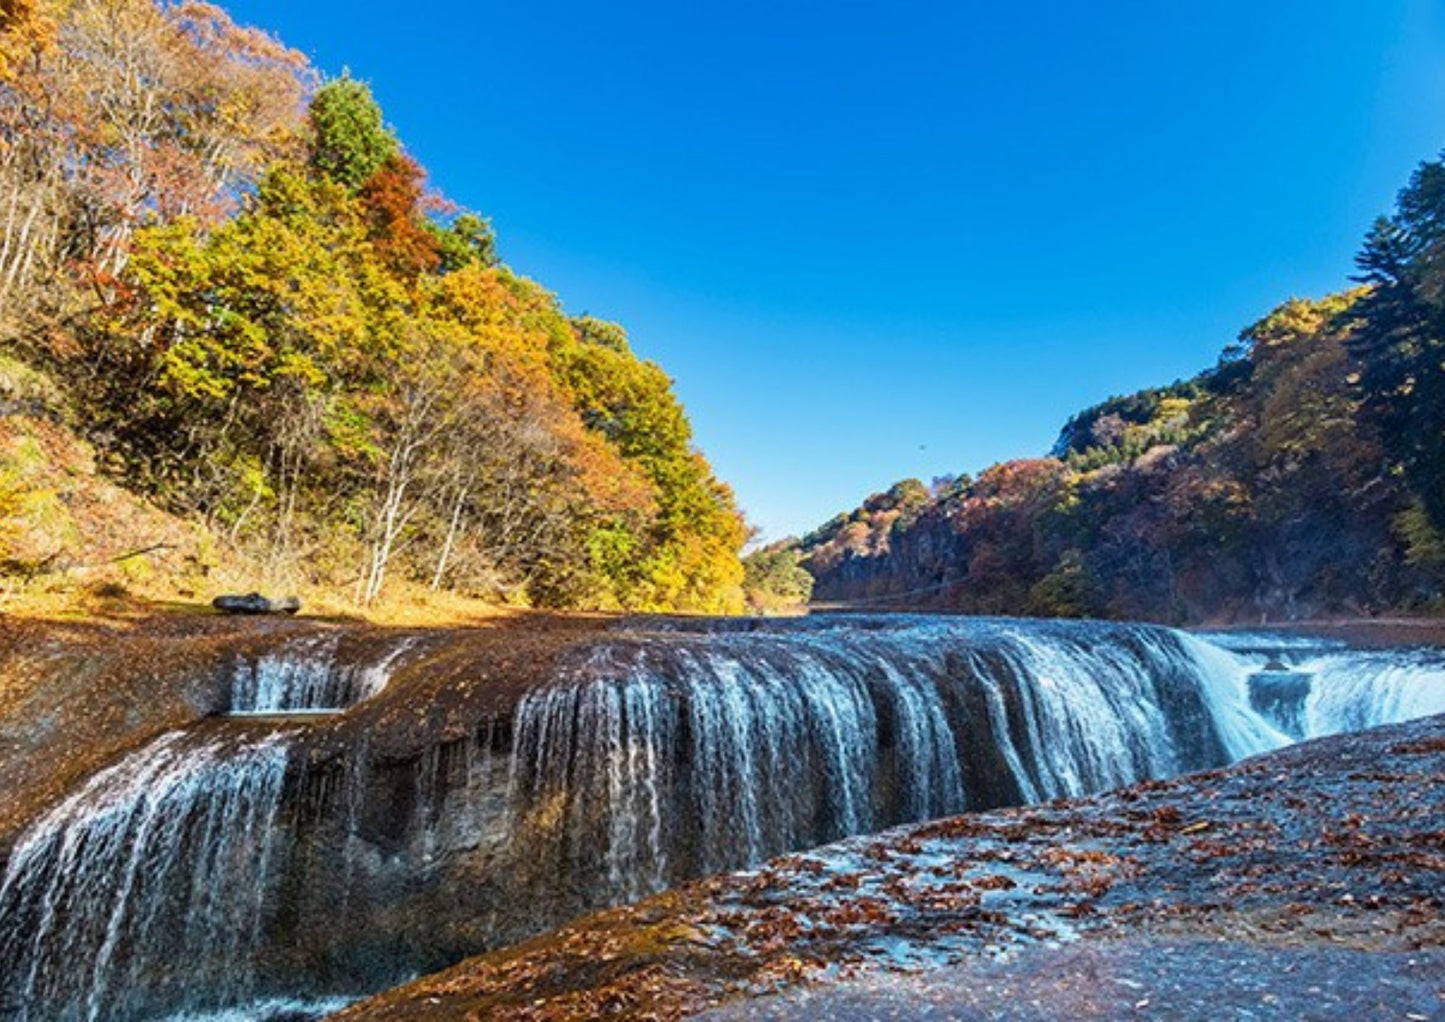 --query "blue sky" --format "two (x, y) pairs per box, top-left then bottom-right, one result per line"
(228, 0), (1445, 542)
